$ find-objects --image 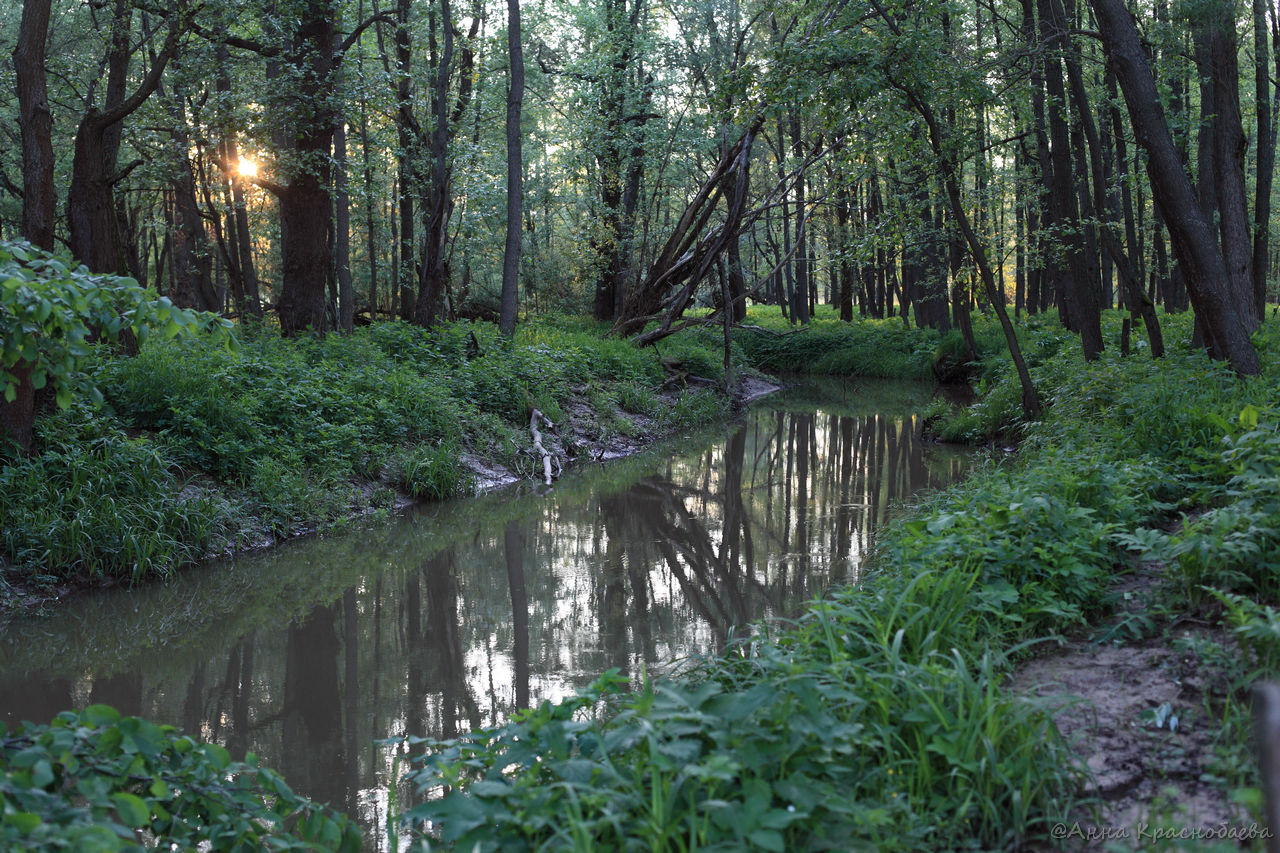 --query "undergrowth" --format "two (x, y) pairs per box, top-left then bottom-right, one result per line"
(0, 315), (722, 592)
